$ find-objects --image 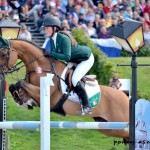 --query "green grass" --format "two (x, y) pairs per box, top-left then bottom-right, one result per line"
(5, 57), (150, 150)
